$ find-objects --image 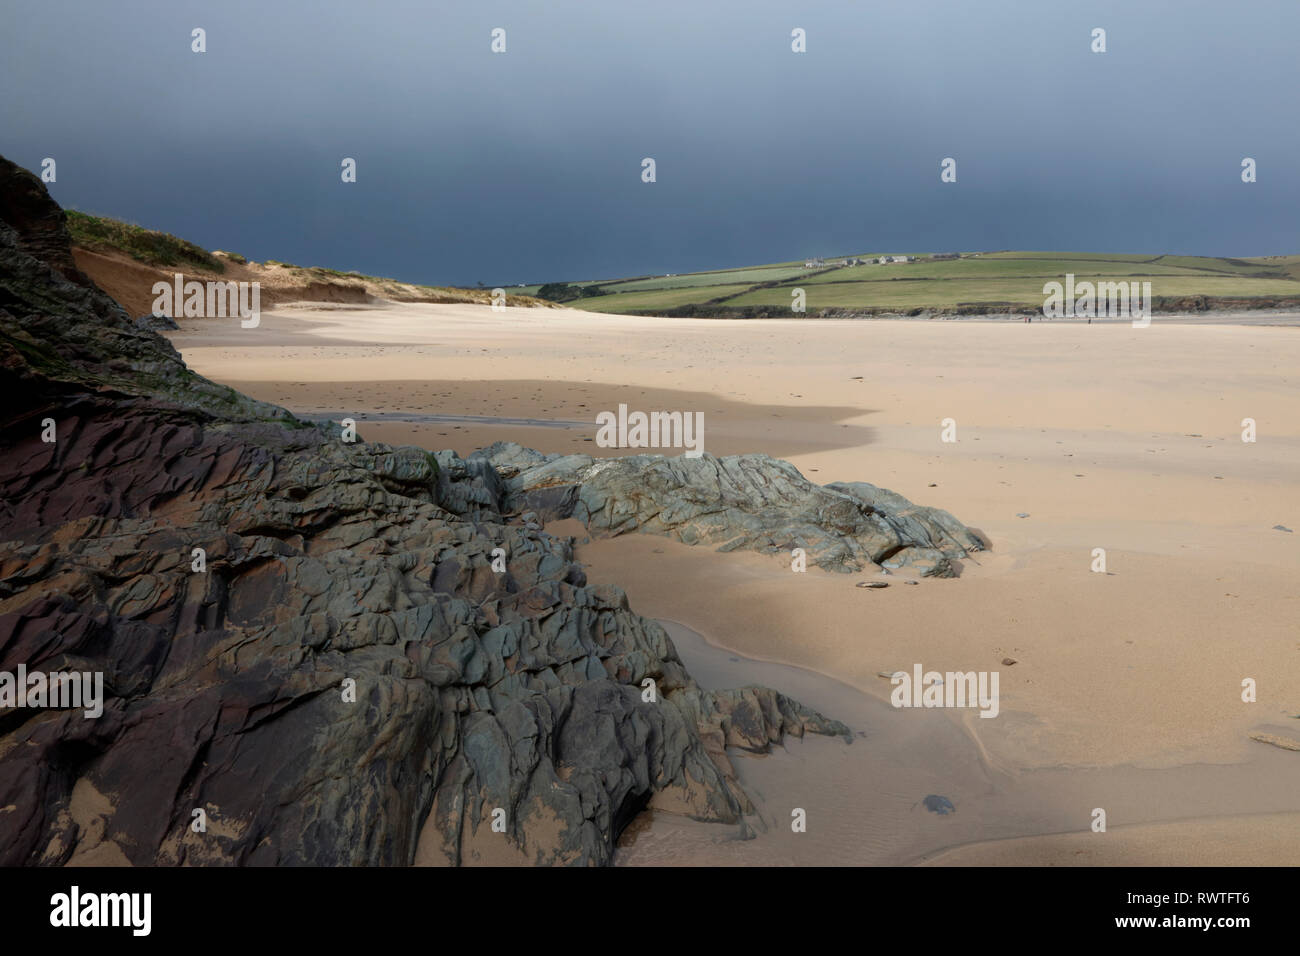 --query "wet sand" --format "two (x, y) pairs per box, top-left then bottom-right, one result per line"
(610, 621), (1300, 866)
